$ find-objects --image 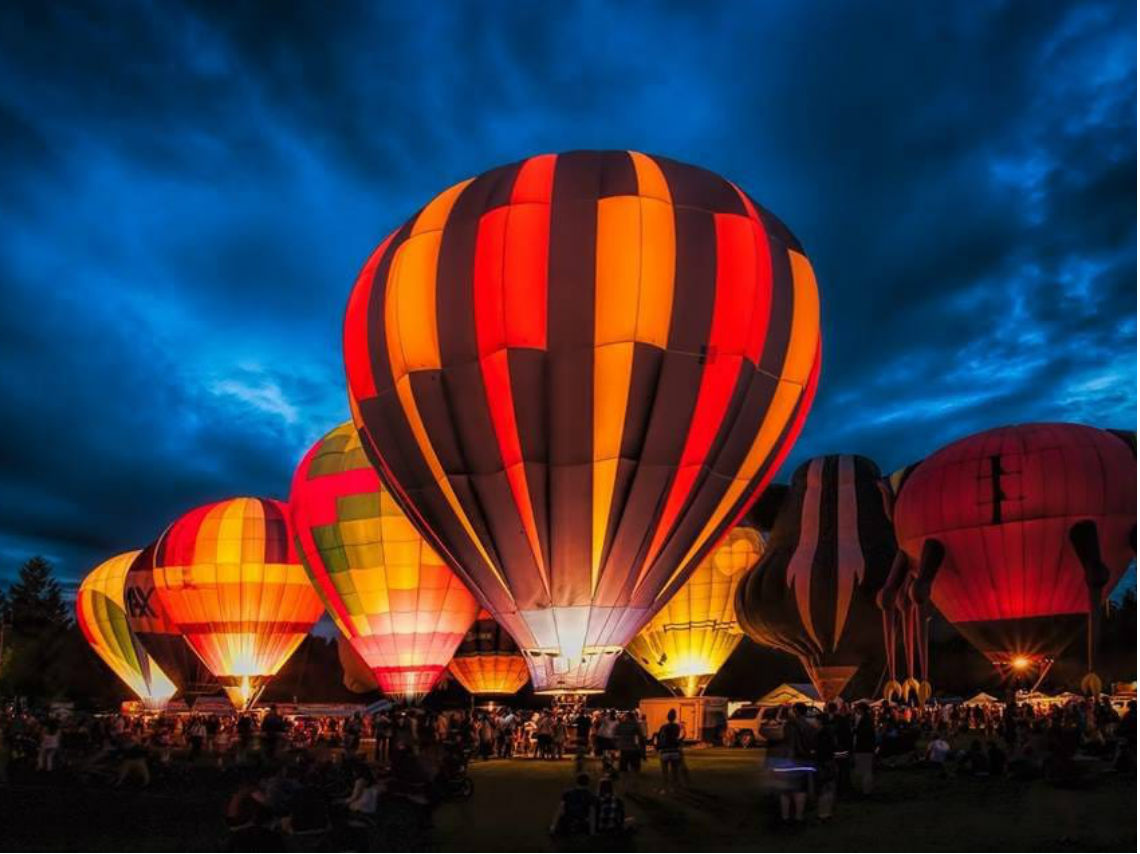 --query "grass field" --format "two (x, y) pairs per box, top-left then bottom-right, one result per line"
(437, 748), (1137, 852)
(0, 748), (1134, 850)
